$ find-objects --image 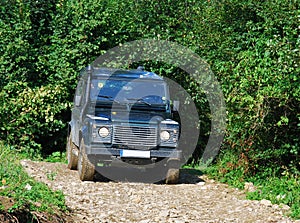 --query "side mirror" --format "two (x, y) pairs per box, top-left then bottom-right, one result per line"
(172, 100), (180, 112)
(75, 95), (82, 106)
